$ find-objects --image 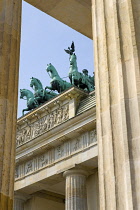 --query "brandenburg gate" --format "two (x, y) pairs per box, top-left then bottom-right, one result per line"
(0, 0), (140, 209)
